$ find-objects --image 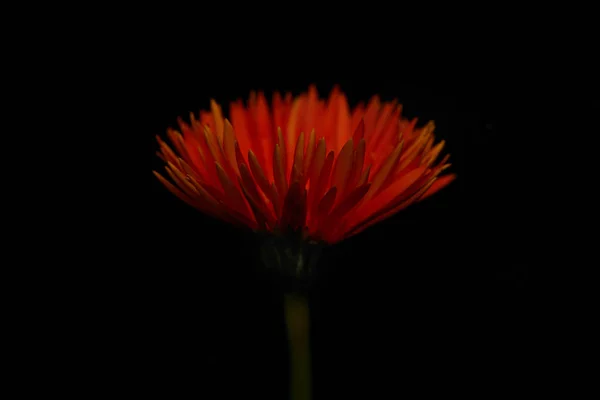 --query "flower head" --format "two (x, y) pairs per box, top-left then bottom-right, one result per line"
(154, 85), (455, 244)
